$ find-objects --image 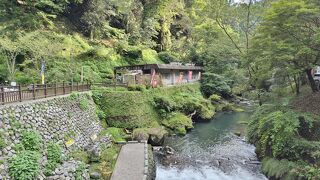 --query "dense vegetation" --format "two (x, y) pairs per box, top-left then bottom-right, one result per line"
(248, 104), (320, 179)
(92, 84), (224, 135)
(3, 0), (320, 179)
